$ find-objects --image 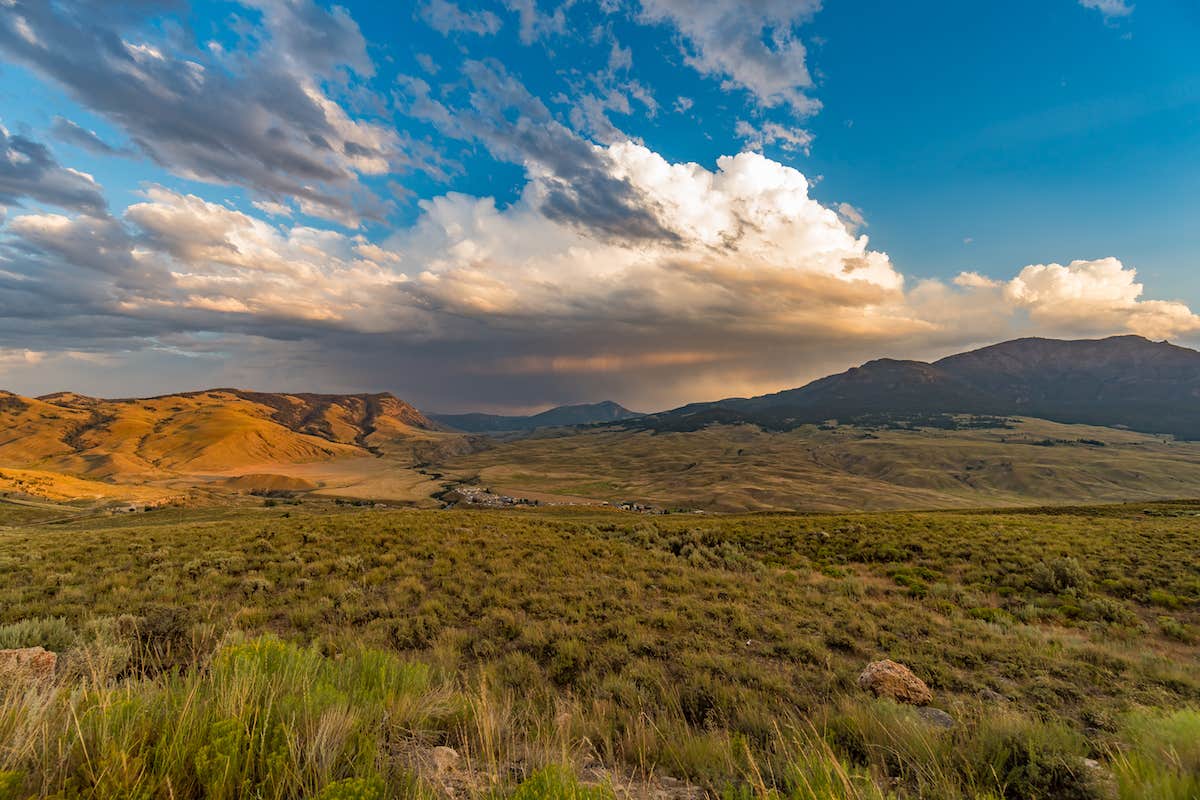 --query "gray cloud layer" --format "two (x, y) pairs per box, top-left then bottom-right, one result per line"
(0, 0), (402, 225)
(50, 117), (134, 158)
(0, 126), (107, 214)
(3, 138), (1193, 411)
